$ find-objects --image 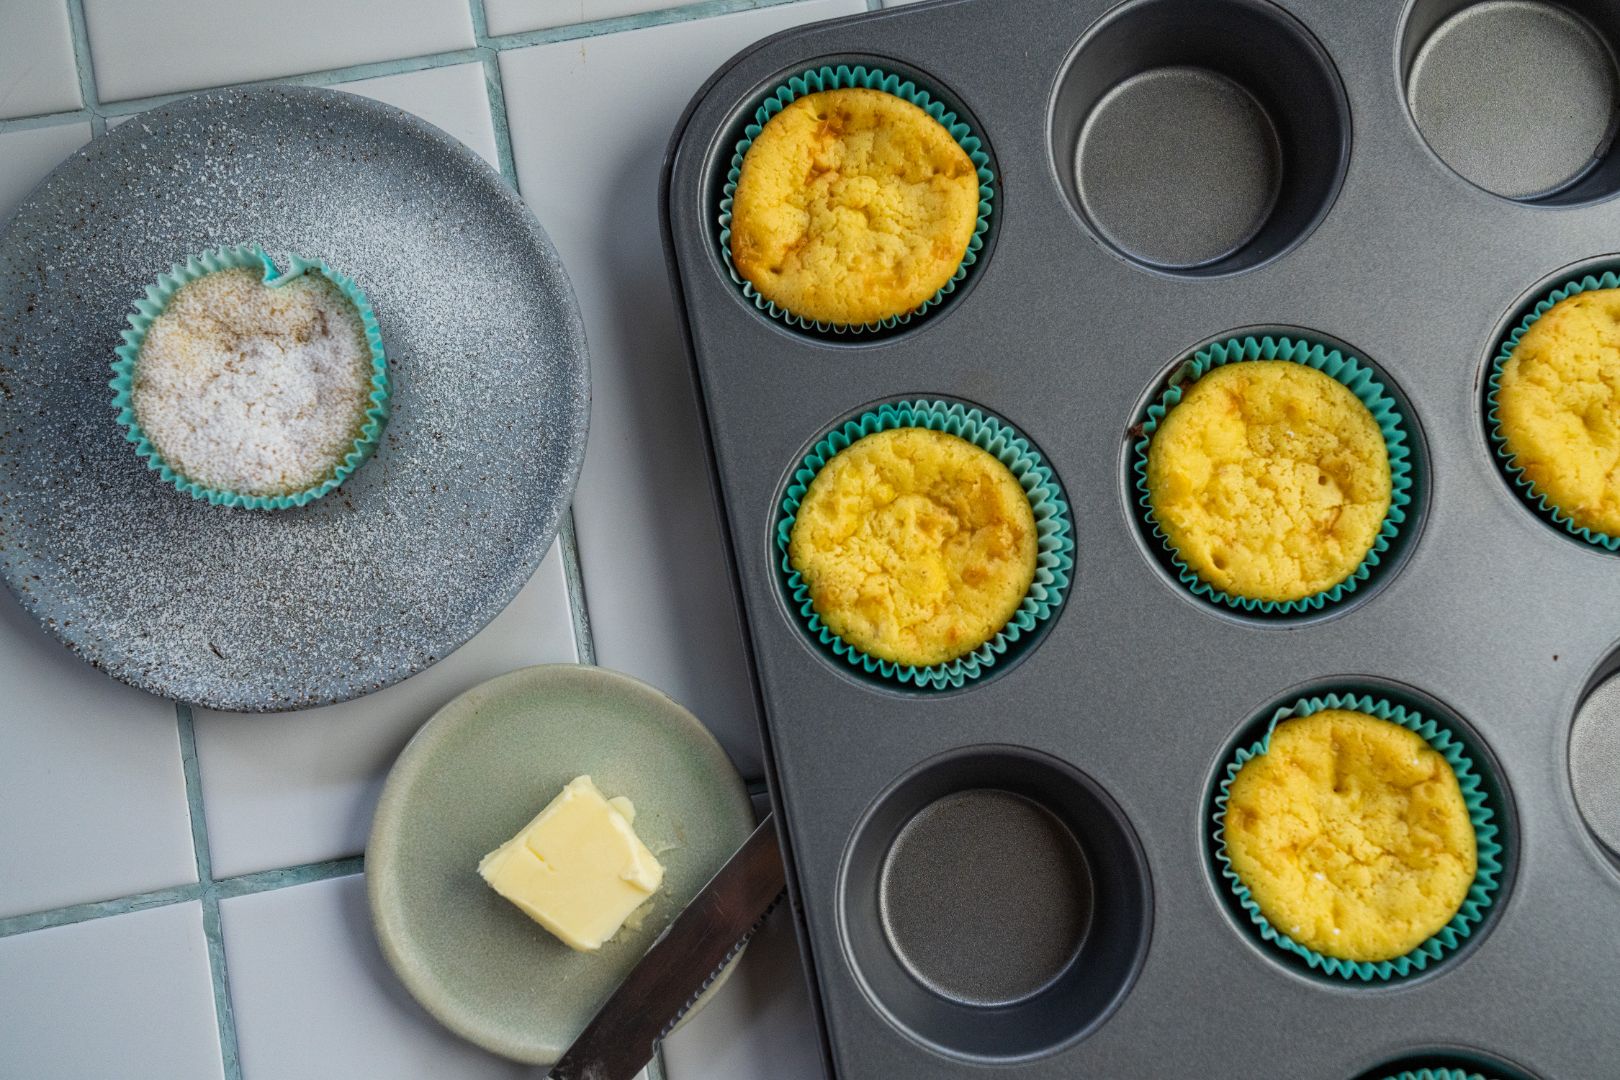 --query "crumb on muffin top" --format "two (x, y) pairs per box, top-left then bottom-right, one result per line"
(1497, 287), (1620, 536)
(1223, 708), (1477, 963)
(1146, 360), (1391, 603)
(729, 88), (981, 327)
(788, 427), (1036, 667)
